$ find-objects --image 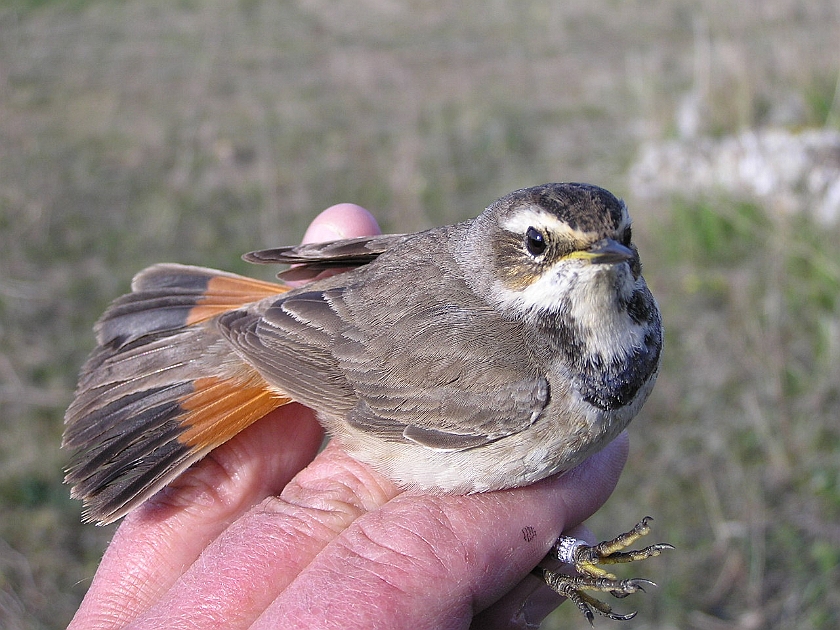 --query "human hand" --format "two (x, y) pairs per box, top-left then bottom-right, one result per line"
(67, 204), (629, 630)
